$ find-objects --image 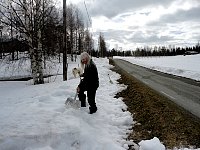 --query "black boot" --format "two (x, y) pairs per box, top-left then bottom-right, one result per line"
(89, 106), (97, 114)
(81, 99), (86, 107)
